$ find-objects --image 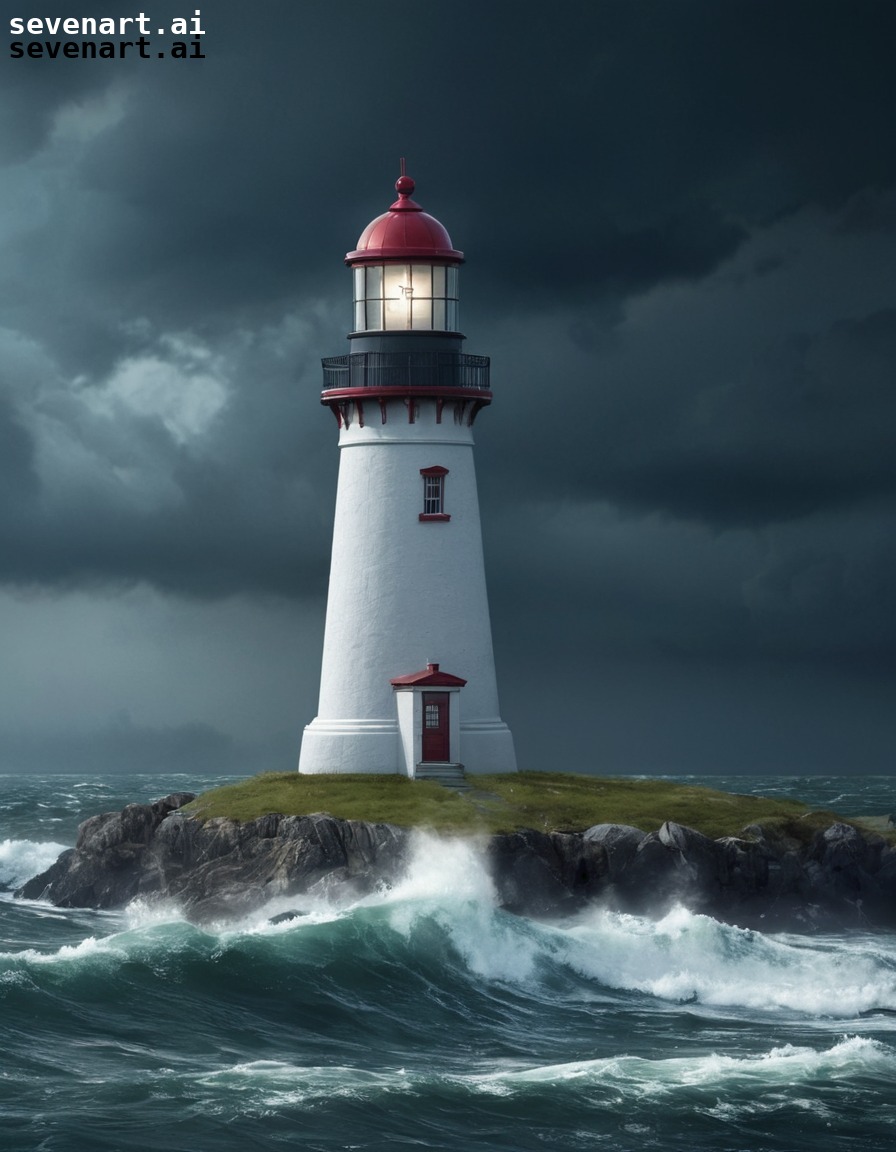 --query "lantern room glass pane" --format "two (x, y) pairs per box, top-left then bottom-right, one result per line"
(383, 298), (406, 329)
(365, 265), (382, 298)
(432, 299), (446, 330)
(365, 300), (382, 329)
(431, 265), (446, 298)
(412, 299), (432, 329)
(383, 265), (406, 300)
(384, 303), (406, 329)
(411, 265), (431, 297)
